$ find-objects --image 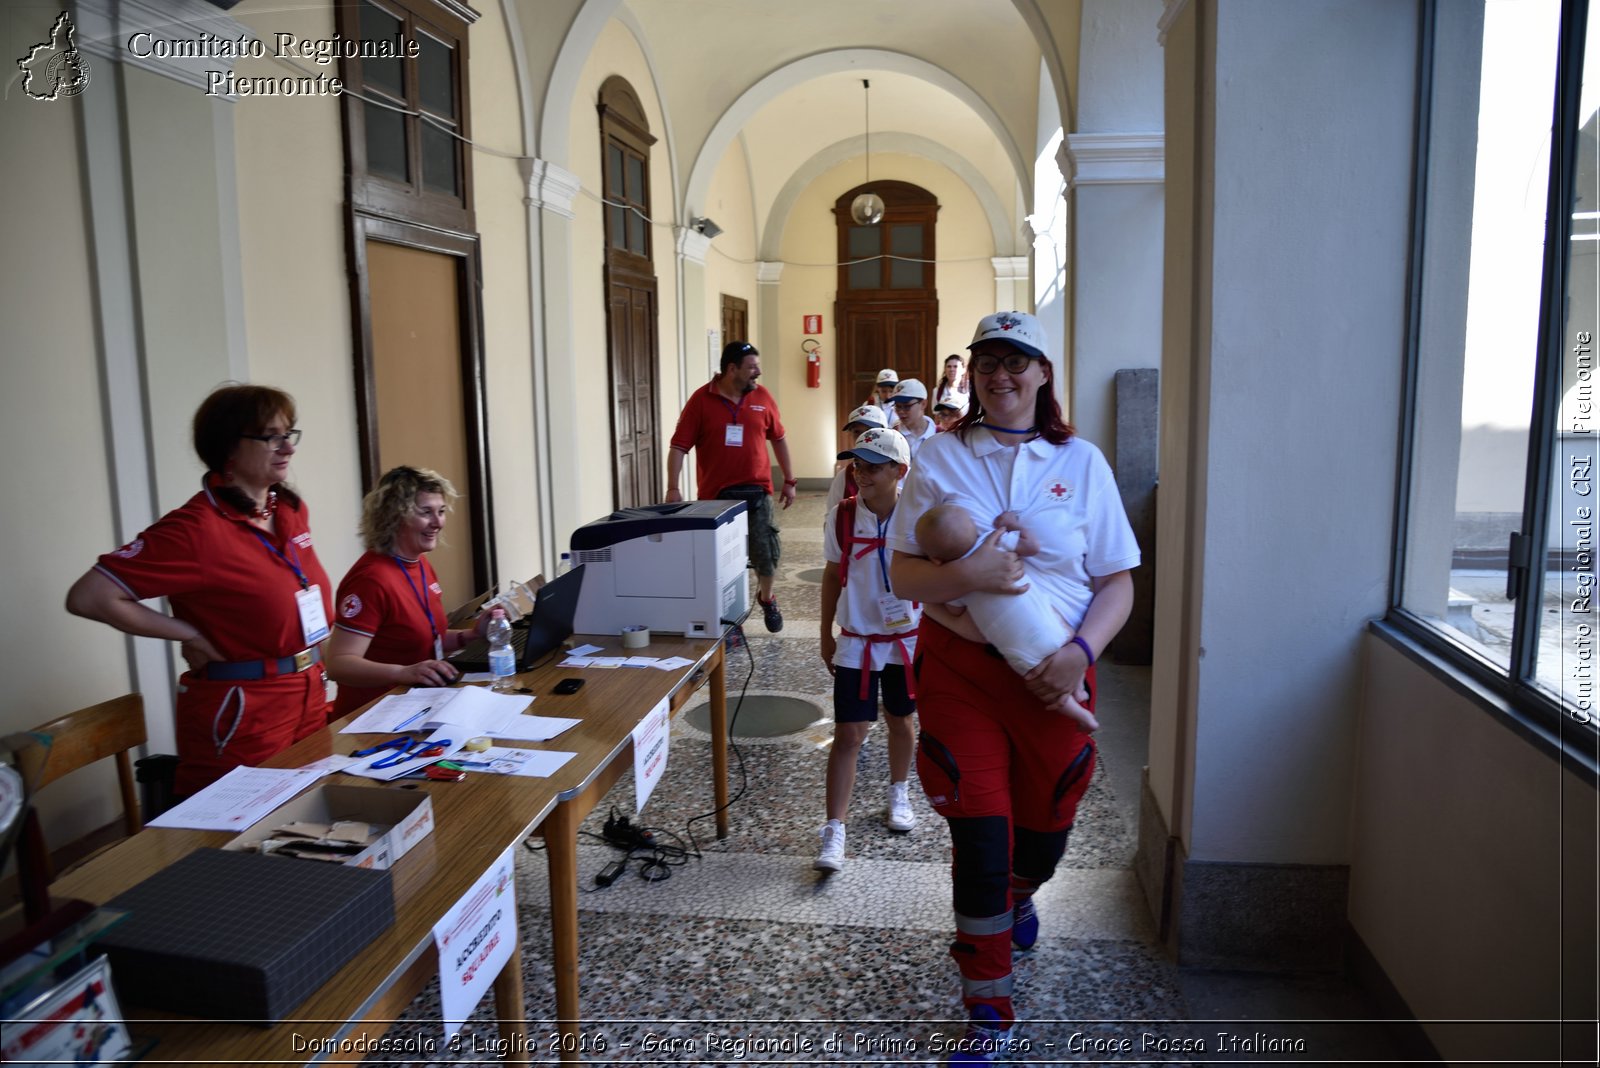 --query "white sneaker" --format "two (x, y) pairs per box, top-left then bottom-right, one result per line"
(886, 781), (917, 832)
(814, 820), (846, 872)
